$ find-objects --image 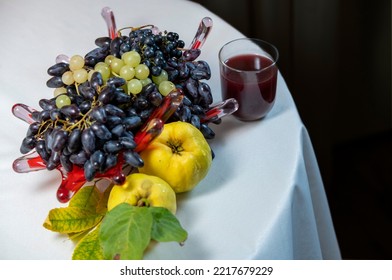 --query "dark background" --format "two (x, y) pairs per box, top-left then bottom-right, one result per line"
(191, 0), (392, 259)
